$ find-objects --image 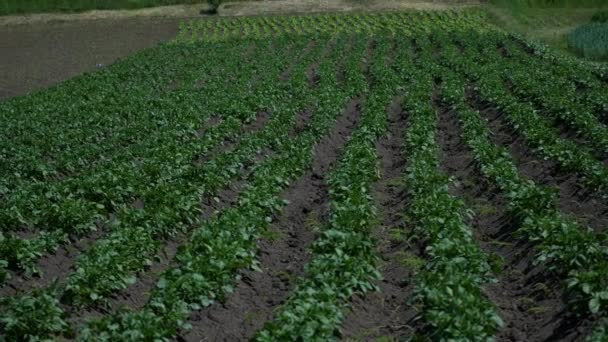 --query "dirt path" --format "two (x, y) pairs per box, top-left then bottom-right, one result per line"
(0, 17), (198, 101)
